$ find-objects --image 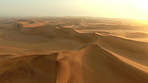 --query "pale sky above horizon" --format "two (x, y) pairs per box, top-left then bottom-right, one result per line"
(0, 0), (148, 19)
